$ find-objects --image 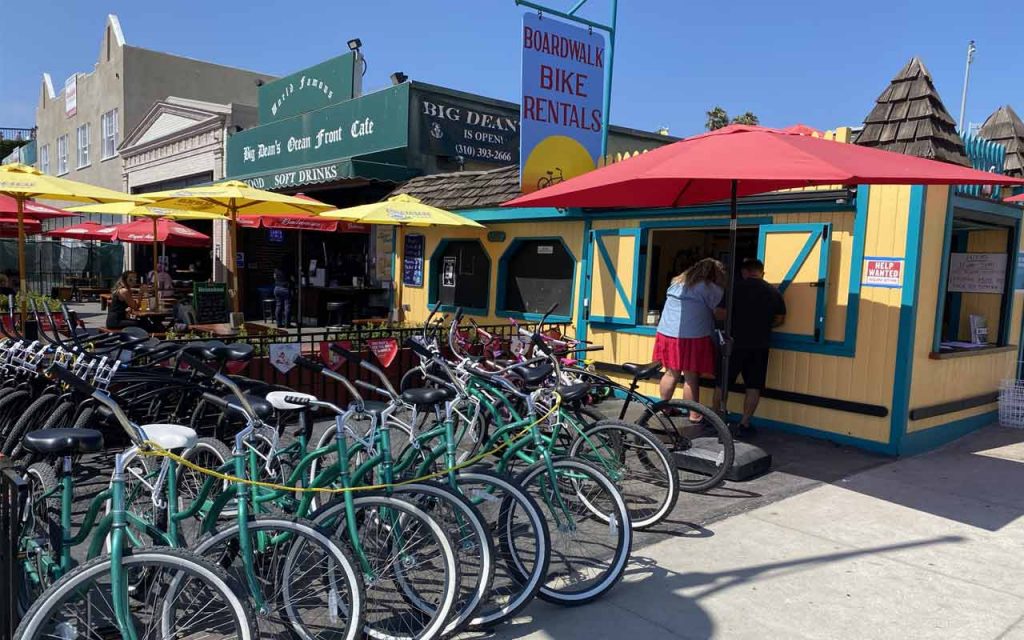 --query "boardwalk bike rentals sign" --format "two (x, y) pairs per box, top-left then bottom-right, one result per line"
(519, 12), (606, 193)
